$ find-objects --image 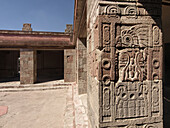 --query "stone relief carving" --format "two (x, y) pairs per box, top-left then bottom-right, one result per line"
(99, 2), (161, 17)
(118, 49), (147, 82)
(151, 81), (162, 116)
(124, 6), (138, 18)
(103, 87), (111, 116)
(103, 24), (111, 46)
(116, 25), (150, 47)
(104, 5), (121, 15)
(102, 58), (111, 70)
(115, 82), (148, 119)
(148, 47), (162, 81)
(97, 1), (162, 127)
(153, 26), (160, 46)
(144, 124), (158, 128)
(126, 126), (137, 128)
